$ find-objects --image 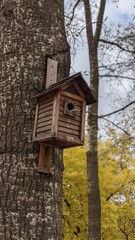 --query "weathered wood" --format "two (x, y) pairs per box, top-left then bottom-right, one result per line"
(60, 96), (82, 107)
(38, 111), (53, 120)
(33, 103), (39, 140)
(73, 82), (86, 98)
(61, 90), (85, 102)
(38, 104), (53, 114)
(58, 131), (80, 142)
(38, 145), (53, 173)
(58, 121), (80, 131)
(58, 126), (80, 137)
(45, 59), (58, 88)
(37, 115), (52, 124)
(39, 101), (54, 110)
(51, 92), (60, 137)
(59, 115), (80, 126)
(59, 110), (81, 121)
(37, 125), (51, 133)
(37, 120), (52, 128)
